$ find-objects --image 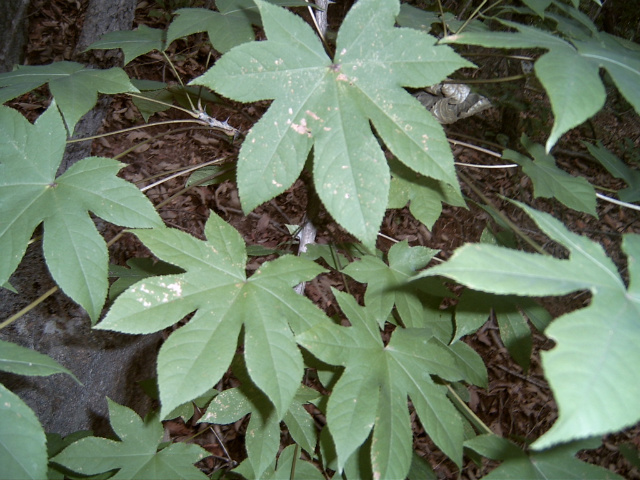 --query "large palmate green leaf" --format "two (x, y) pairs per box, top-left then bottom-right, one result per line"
(0, 103), (163, 321)
(51, 400), (209, 479)
(97, 211), (329, 418)
(417, 201), (640, 449)
(0, 62), (138, 132)
(443, 11), (640, 151)
(504, 135), (596, 215)
(86, 25), (166, 65)
(0, 340), (79, 382)
(343, 240), (438, 327)
(297, 290), (465, 477)
(0, 384), (47, 480)
(191, 0), (470, 247)
(465, 435), (623, 479)
(167, 1), (308, 53)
